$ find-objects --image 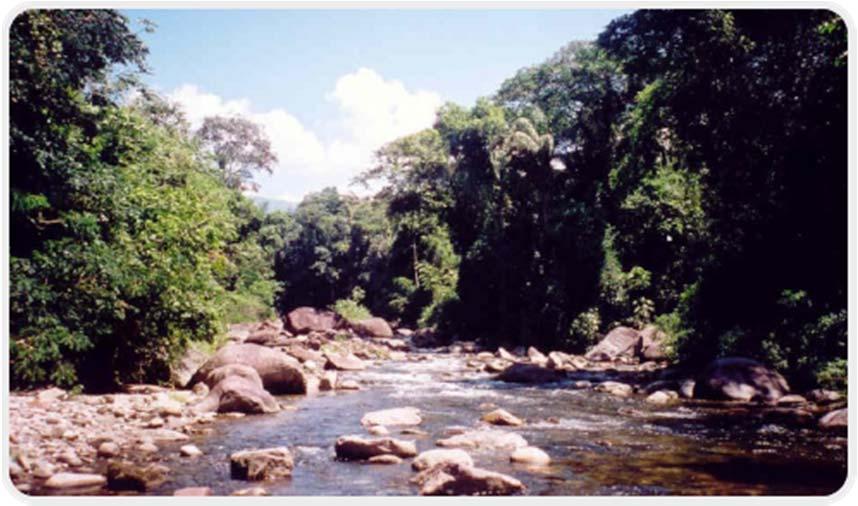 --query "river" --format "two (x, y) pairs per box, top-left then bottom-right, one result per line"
(145, 352), (847, 496)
